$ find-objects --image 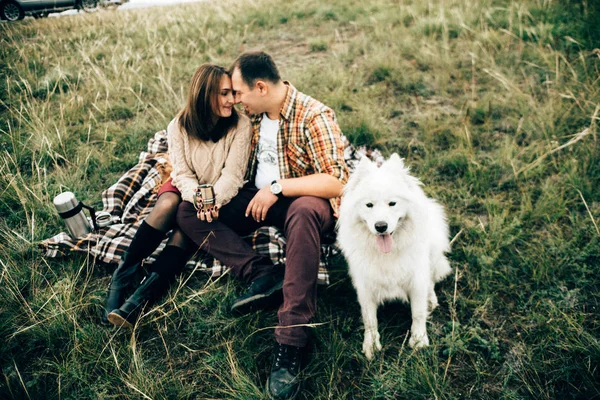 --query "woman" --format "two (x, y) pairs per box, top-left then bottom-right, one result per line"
(104, 63), (251, 328)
